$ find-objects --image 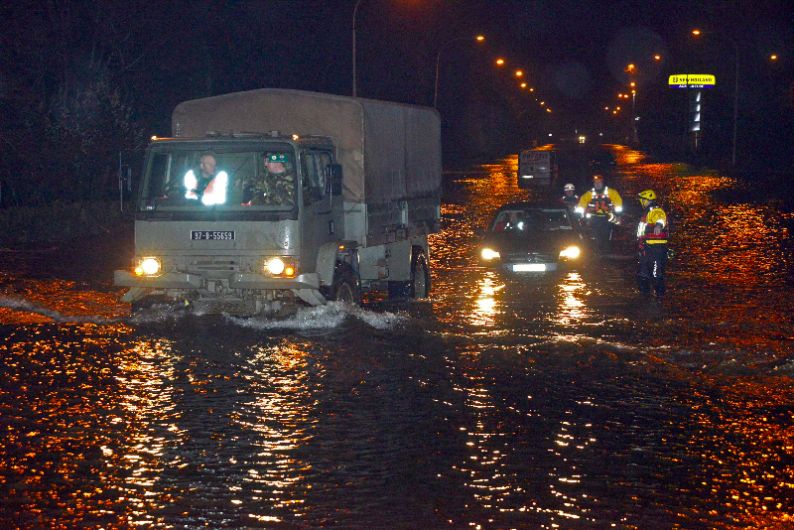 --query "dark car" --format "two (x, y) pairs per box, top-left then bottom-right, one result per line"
(479, 203), (586, 272)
